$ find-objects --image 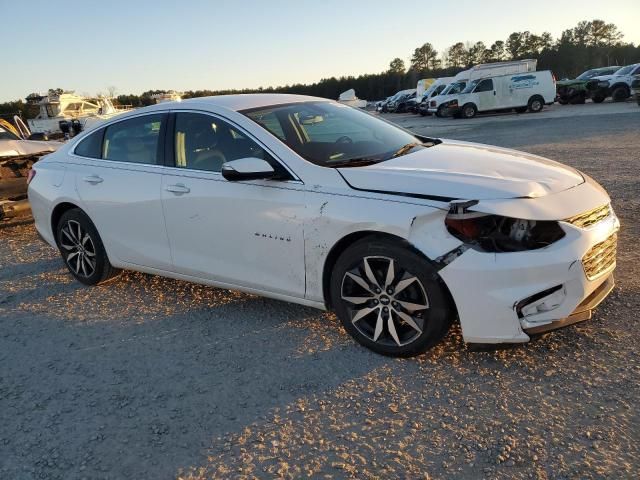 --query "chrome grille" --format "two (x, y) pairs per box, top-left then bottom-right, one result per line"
(582, 233), (617, 280)
(566, 204), (611, 228)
